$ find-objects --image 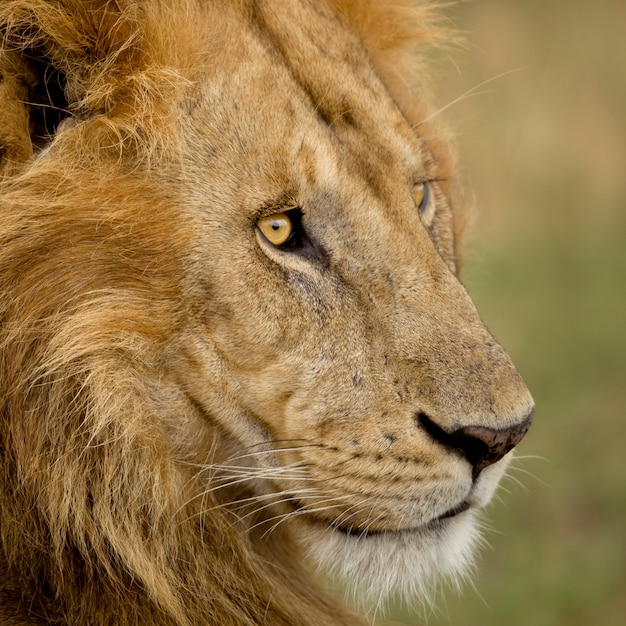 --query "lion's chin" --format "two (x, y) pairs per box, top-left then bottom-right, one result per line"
(299, 510), (479, 614)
